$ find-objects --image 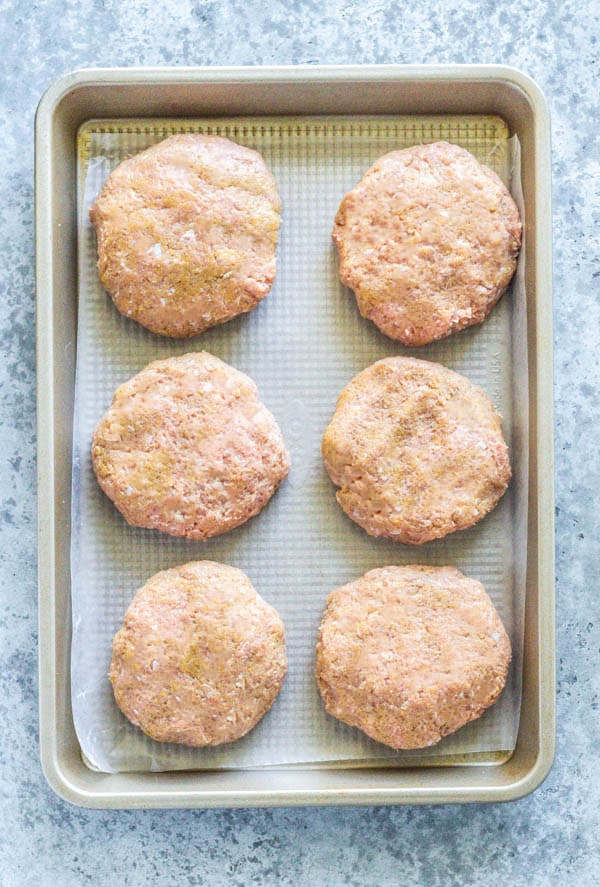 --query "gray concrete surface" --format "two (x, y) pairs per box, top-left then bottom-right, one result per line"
(0, 1), (598, 884)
